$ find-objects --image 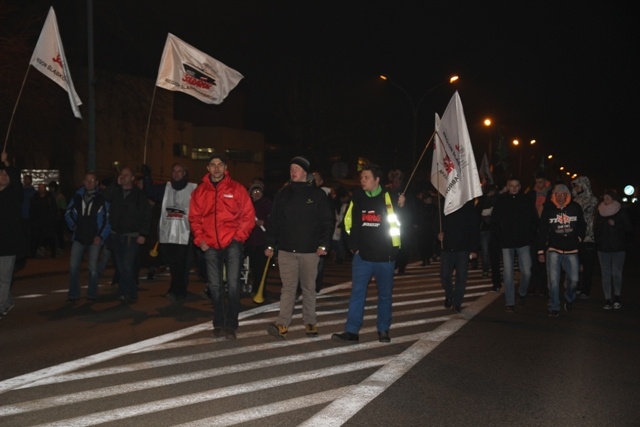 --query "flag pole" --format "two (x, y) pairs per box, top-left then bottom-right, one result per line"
(402, 130), (436, 195)
(3, 65), (31, 153)
(143, 85), (158, 164)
